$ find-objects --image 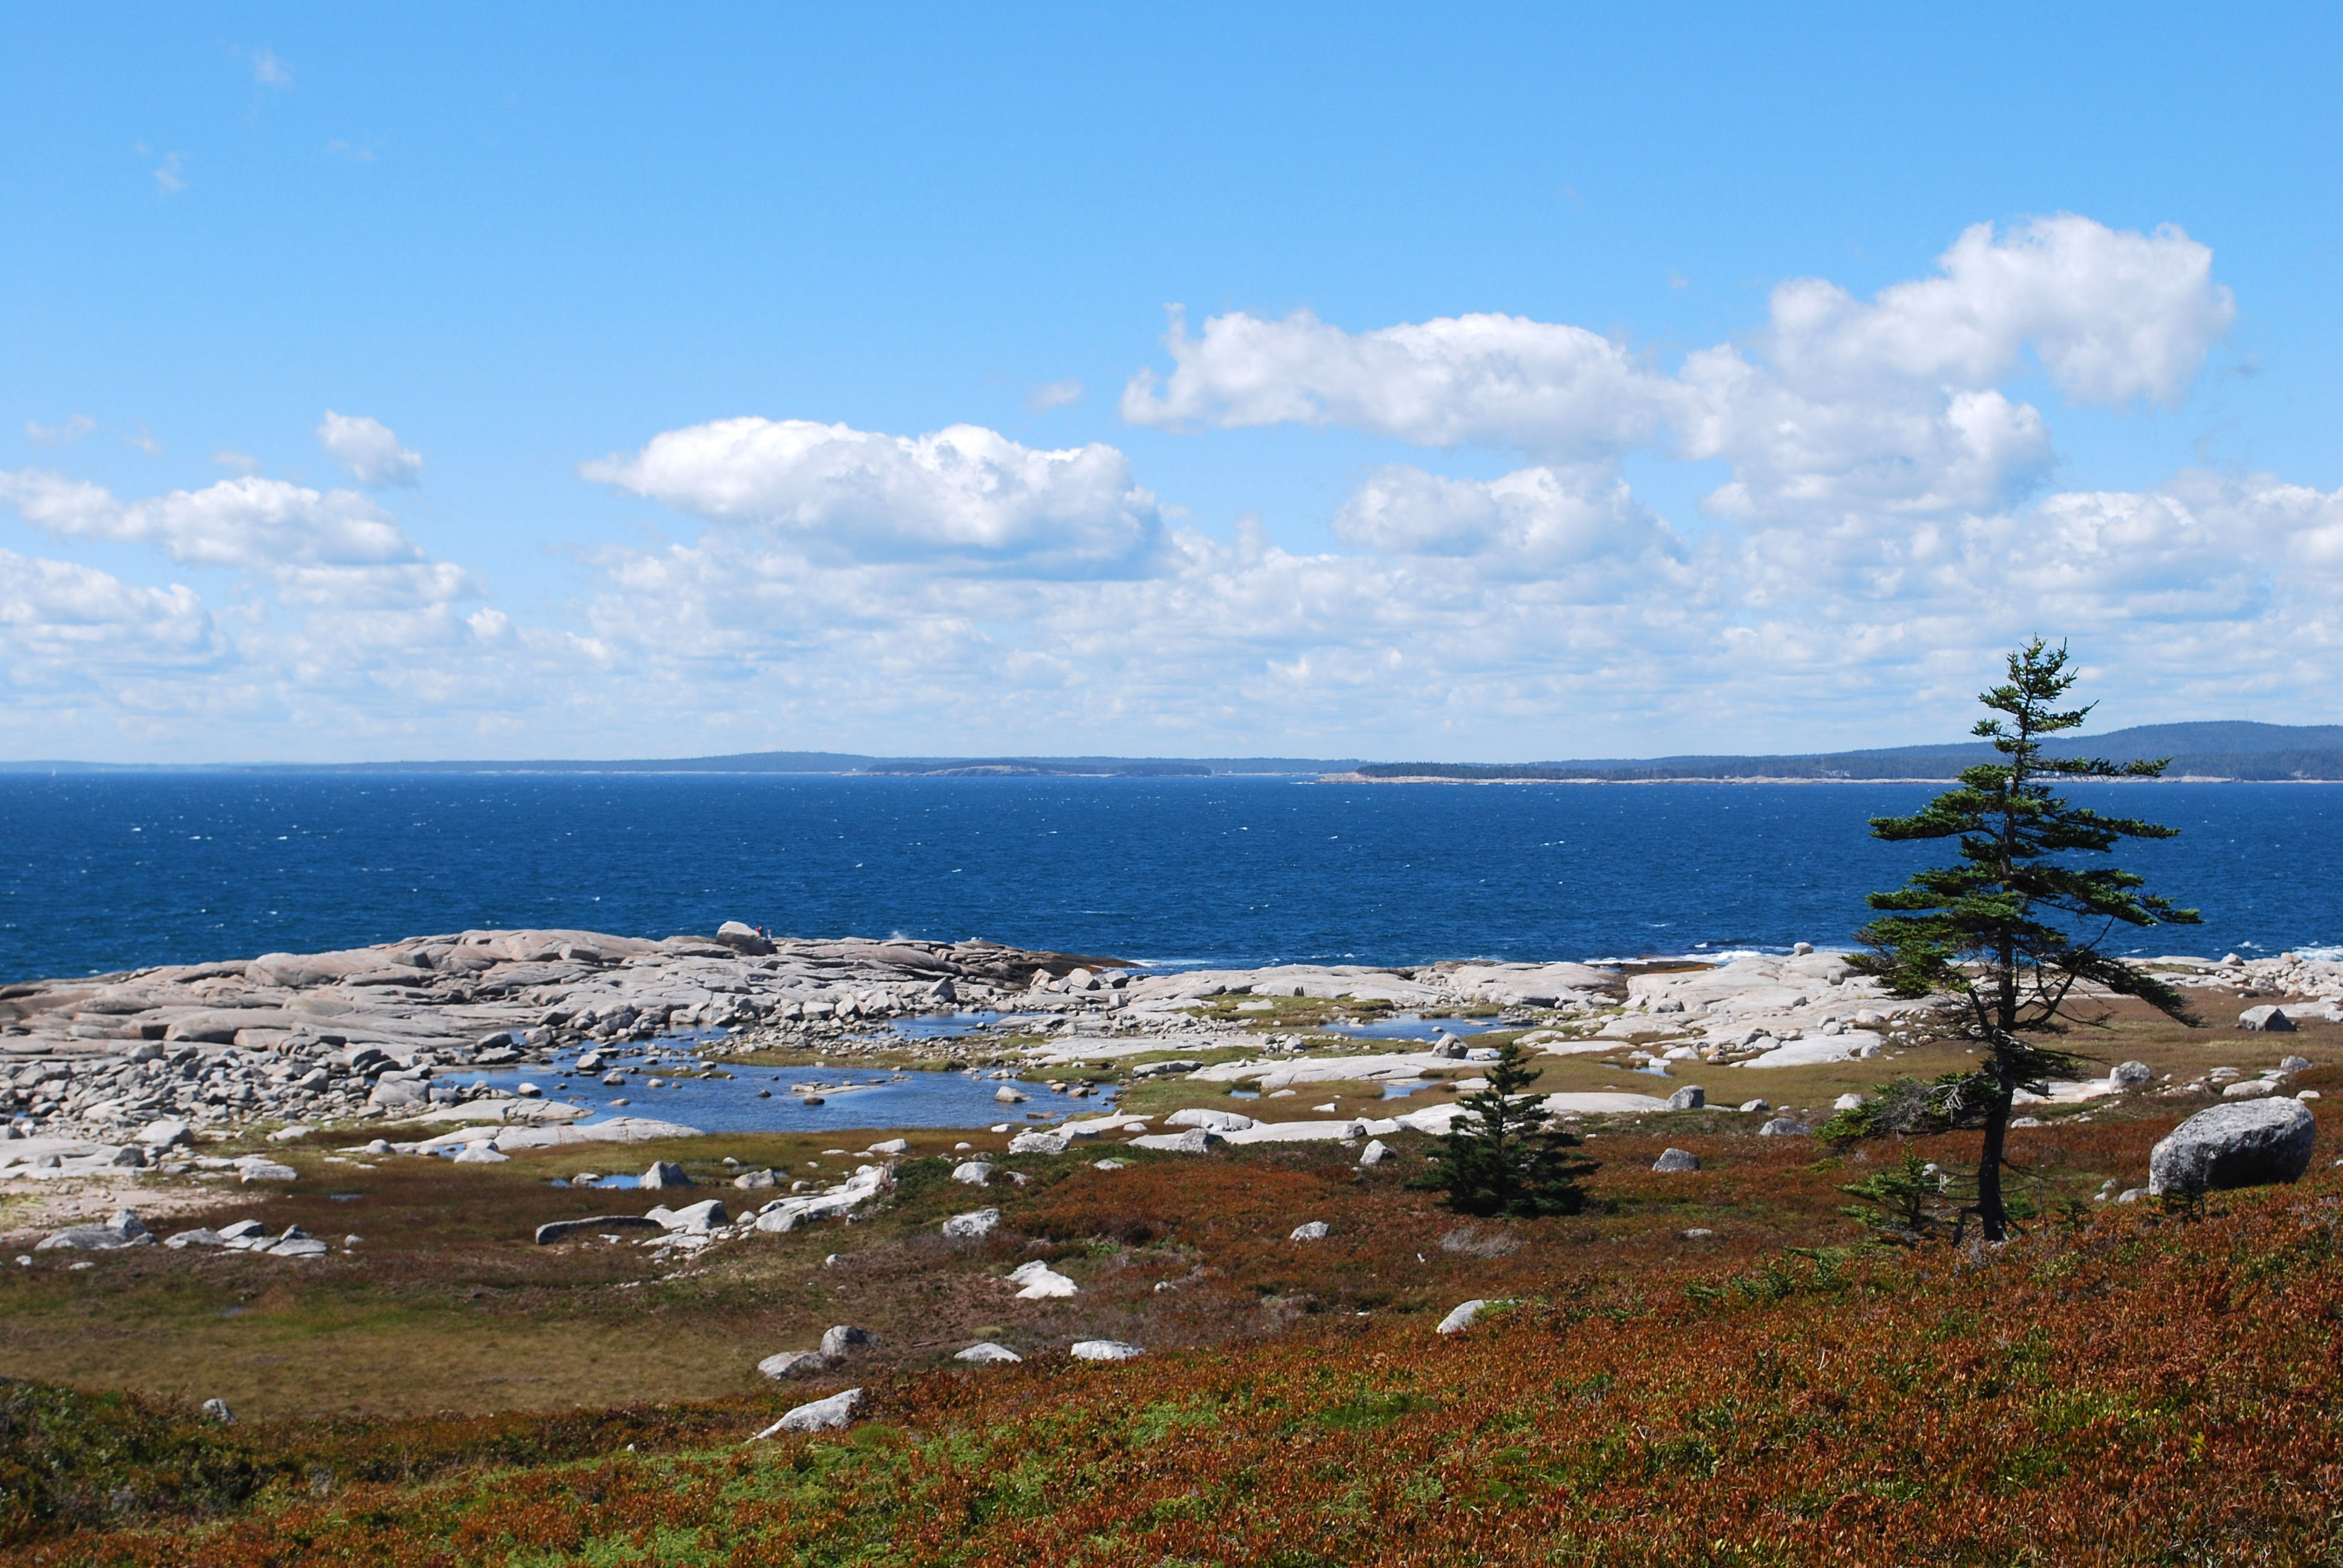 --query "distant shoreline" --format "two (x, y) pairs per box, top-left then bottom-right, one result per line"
(6, 716), (2343, 782)
(1314, 772), (2332, 786)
